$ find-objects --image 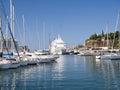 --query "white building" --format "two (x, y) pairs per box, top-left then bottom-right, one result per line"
(50, 35), (66, 55)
